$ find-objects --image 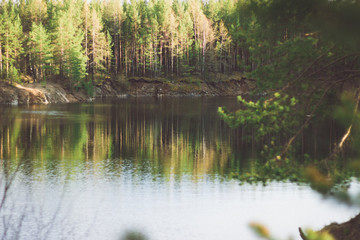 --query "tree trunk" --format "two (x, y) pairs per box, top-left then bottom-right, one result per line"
(160, 39), (163, 75)
(6, 35), (9, 80)
(119, 31), (122, 74)
(0, 42), (2, 76)
(125, 47), (127, 77)
(92, 26), (96, 83)
(171, 36), (174, 74)
(202, 30), (206, 73)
